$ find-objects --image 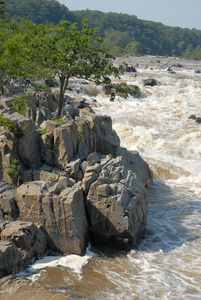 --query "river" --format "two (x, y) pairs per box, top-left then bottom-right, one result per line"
(23, 56), (201, 299)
